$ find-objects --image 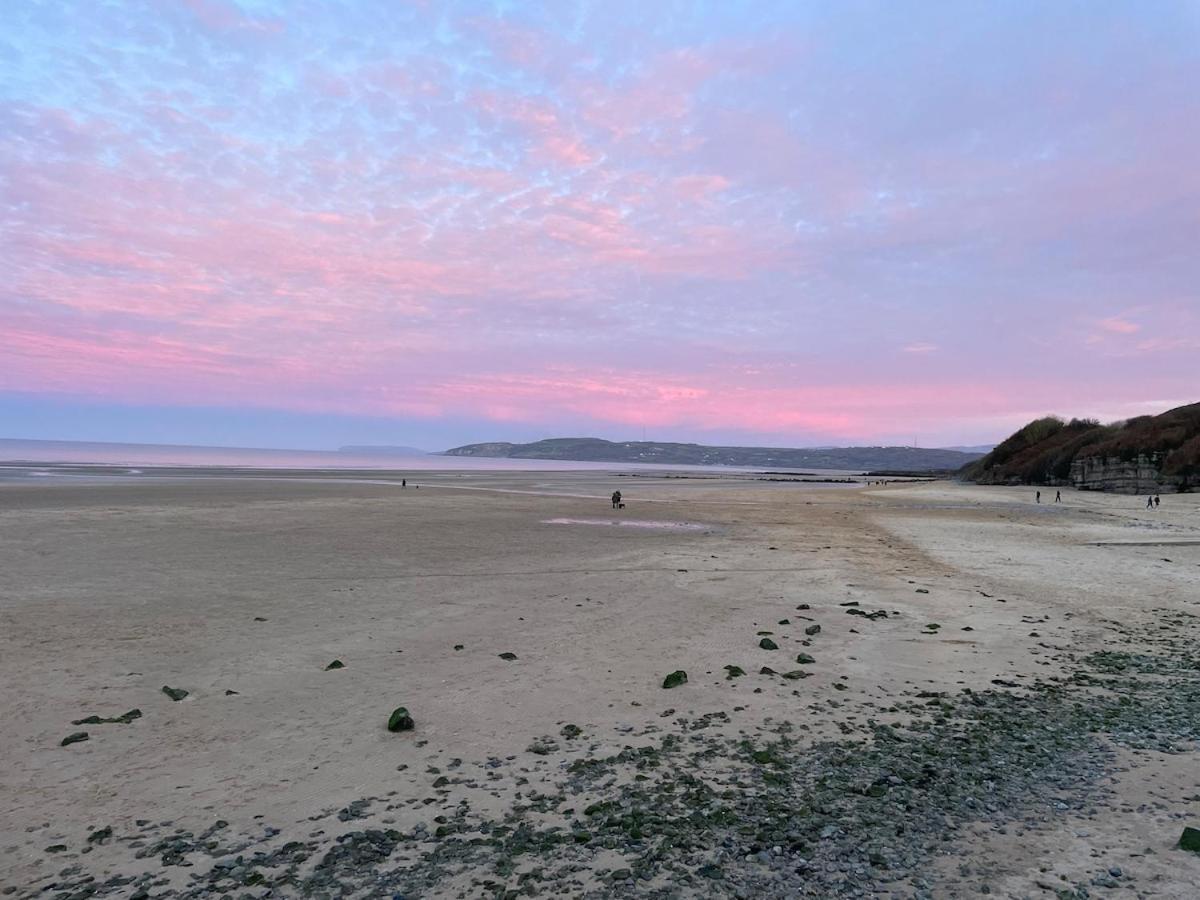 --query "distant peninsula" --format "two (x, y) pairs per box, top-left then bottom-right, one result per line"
(963, 401), (1199, 492)
(442, 437), (984, 471)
